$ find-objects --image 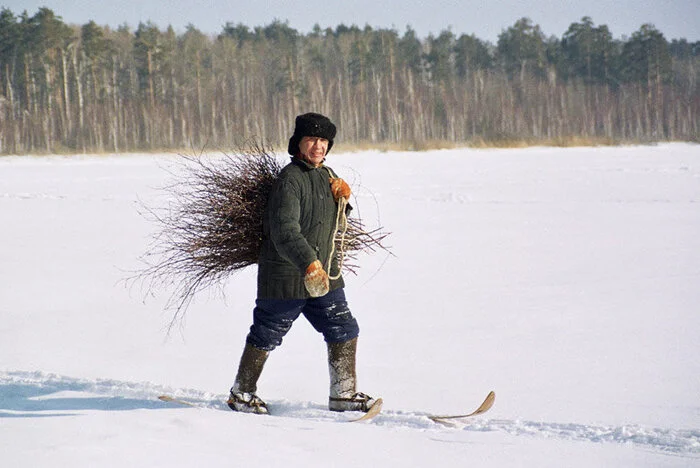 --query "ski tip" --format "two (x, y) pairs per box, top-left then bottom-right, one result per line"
(349, 397), (383, 422)
(428, 390), (496, 422)
(158, 395), (197, 407)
